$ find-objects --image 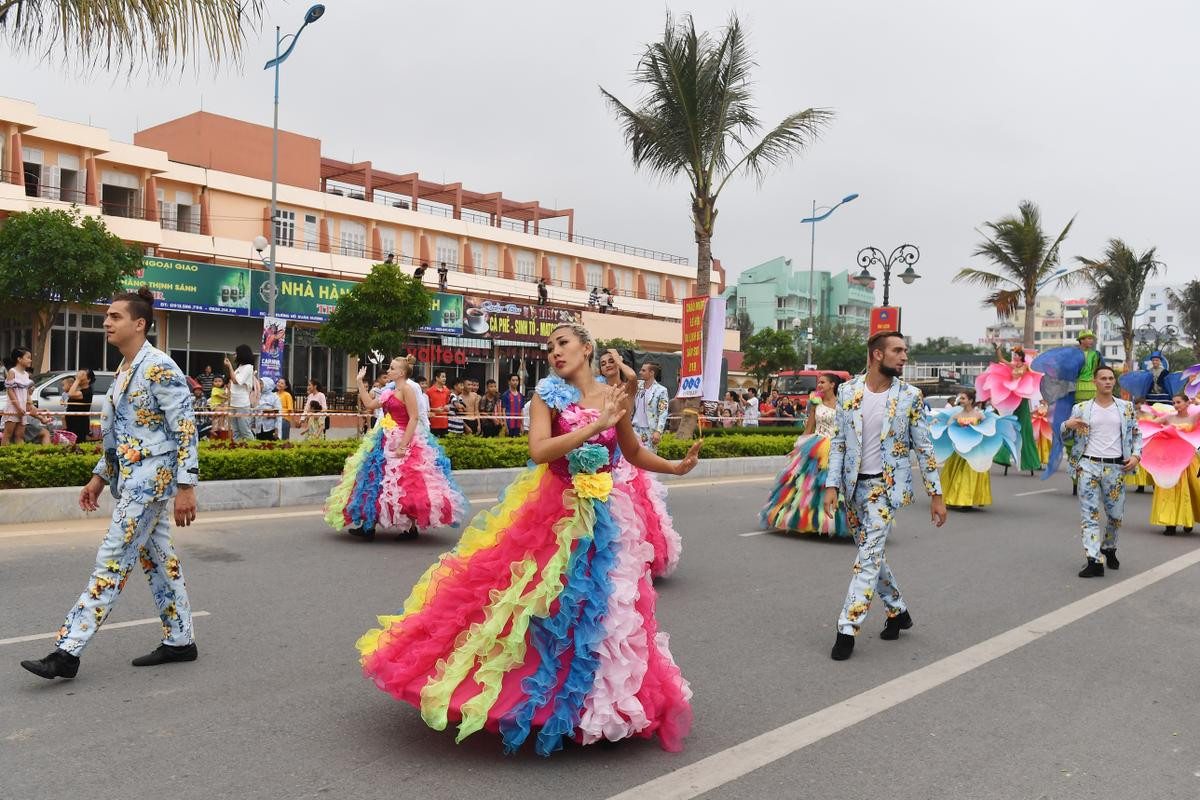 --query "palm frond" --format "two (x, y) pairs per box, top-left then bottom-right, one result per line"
(0, 0), (266, 74)
(952, 267), (1020, 290)
(983, 289), (1023, 318)
(720, 108), (833, 194)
